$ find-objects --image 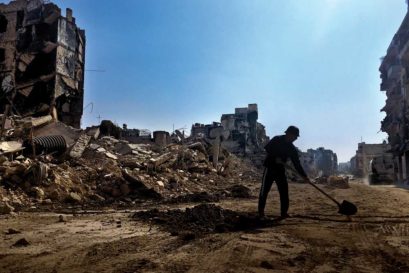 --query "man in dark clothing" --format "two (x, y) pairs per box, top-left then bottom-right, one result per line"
(258, 125), (309, 219)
